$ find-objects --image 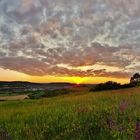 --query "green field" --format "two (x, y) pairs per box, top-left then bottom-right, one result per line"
(0, 88), (140, 140)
